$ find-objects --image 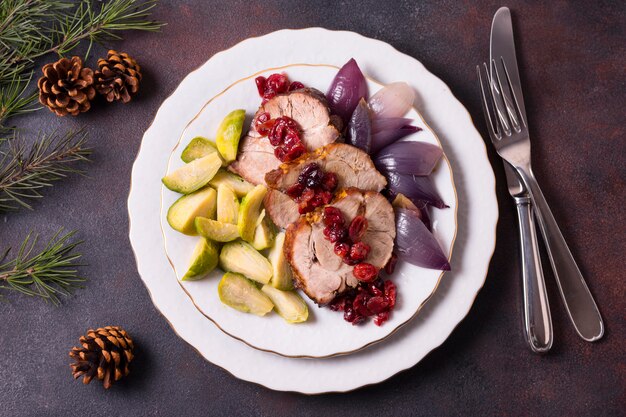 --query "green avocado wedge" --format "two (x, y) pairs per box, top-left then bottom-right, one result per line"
(218, 272), (274, 316)
(182, 238), (219, 281)
(167, 187), (217, 235)
(162, 152), (222, 194)
(261, 285), (308, 323)
(215, 109), (245, 163)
